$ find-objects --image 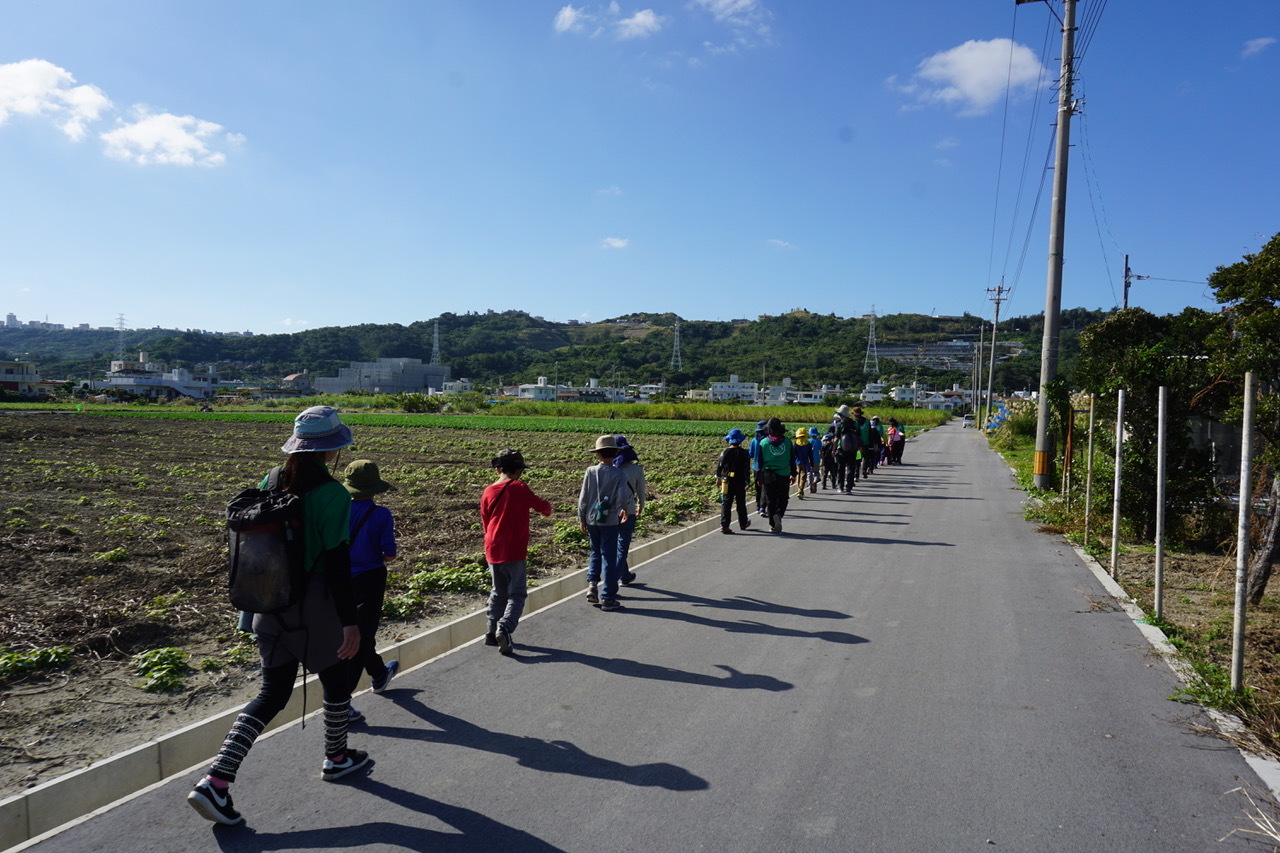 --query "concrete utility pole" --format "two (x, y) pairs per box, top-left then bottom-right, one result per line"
(1032, 0), (1079, 490)
(985, 284), (1010, 429)
(1123, 254), (1131, 310)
